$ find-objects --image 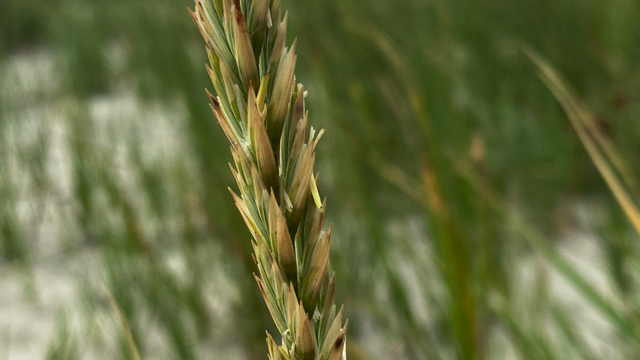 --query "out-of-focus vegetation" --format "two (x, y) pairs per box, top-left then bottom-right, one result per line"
(0, 0), (639, 359)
